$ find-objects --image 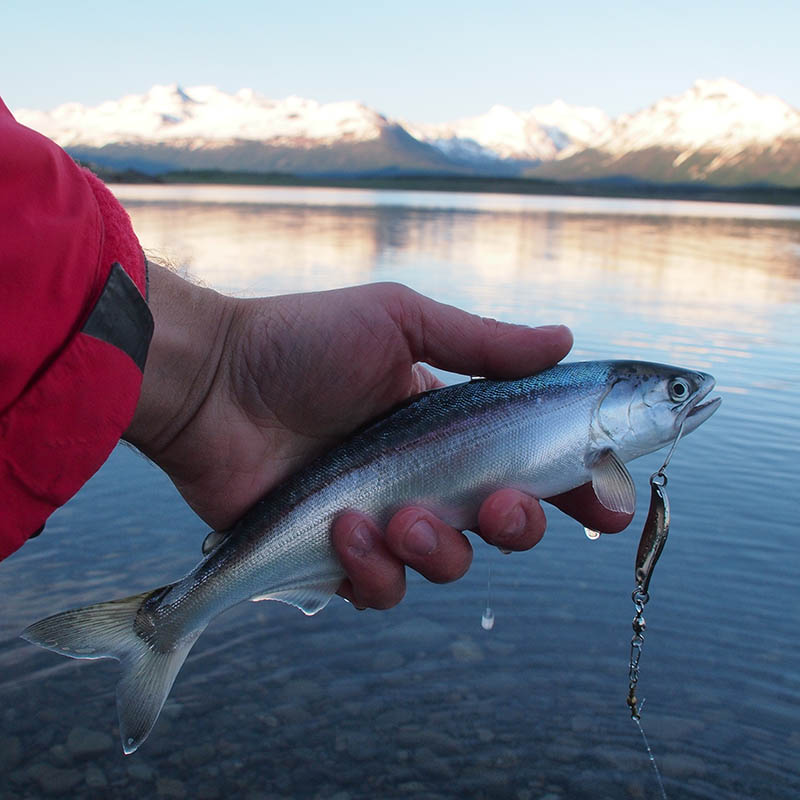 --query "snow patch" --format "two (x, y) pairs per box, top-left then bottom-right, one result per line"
(596, 78), (800, 155)
(14, 84), (387, 148)
(408, 101), (612, 162)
